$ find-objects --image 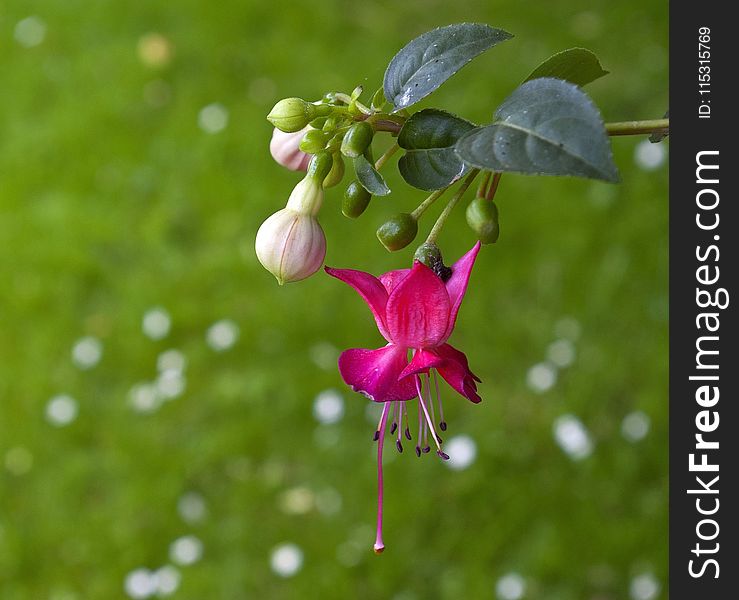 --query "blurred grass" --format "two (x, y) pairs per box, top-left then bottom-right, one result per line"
(1, 1), (667, 599)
